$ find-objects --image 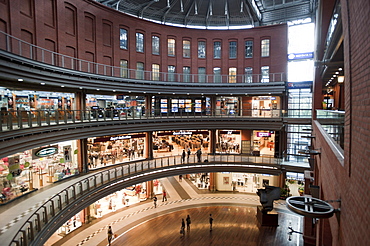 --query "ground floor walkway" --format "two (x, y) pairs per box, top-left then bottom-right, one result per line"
(45, 176), (303, 246)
